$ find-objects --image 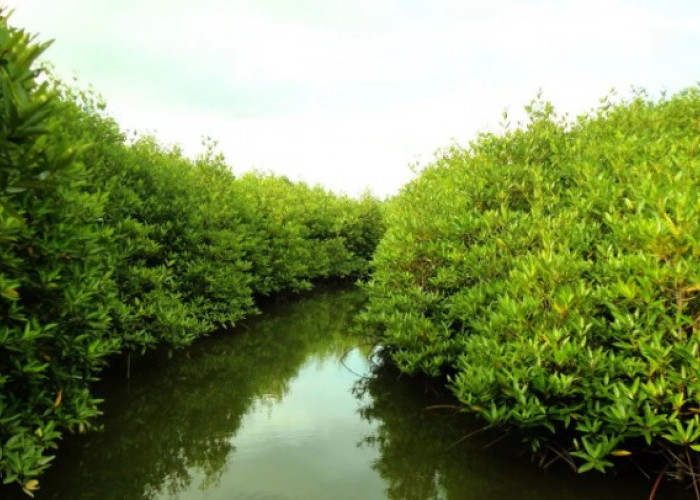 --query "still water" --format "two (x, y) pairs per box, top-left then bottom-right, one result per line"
(8, 288), (691, 499)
